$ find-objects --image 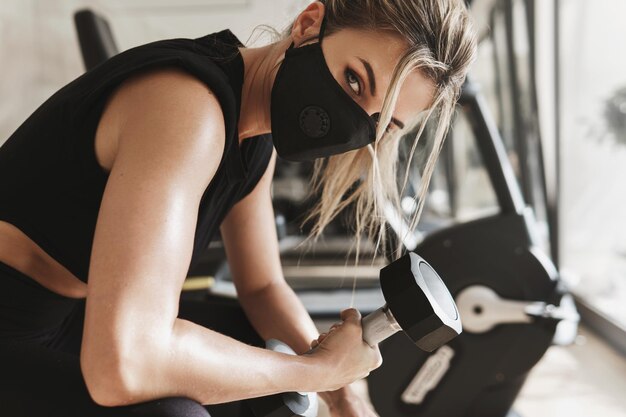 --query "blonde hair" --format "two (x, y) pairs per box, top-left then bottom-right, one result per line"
(297, 0), (478, 261)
